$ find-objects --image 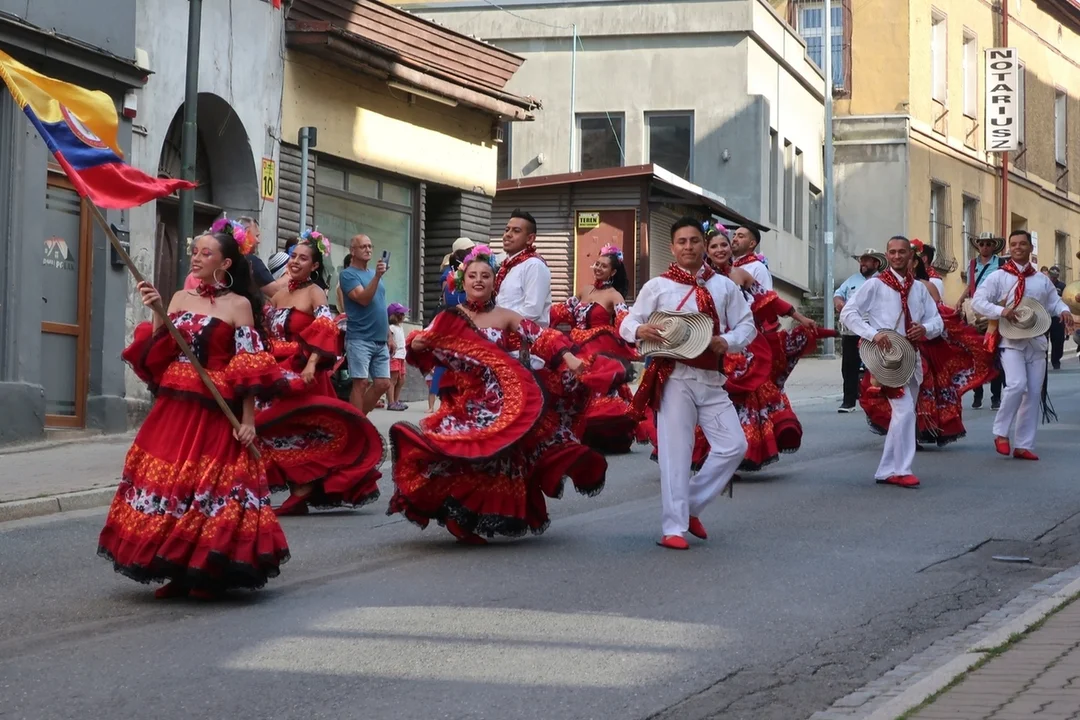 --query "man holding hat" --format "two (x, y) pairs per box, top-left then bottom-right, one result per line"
(623, 216), (756, 549)
(972, 230), (1074, 460)
(957, 231), (1007, 408)
(834, 249), (886, 412)
(840, 236), (943, 488)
